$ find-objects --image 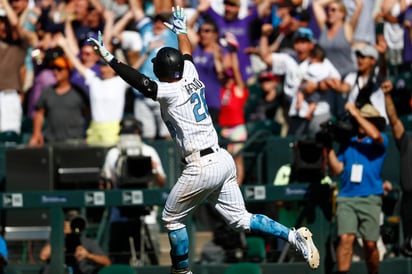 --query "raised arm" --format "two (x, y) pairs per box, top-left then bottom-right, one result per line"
(347, 0), (363, 34)
(382, 80), (405, 140)
(55, 33), (88, 77)
(164, 6), (192, 55)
